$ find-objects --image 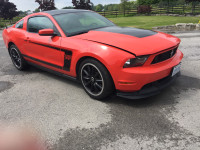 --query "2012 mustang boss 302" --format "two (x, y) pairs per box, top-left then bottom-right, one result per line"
(2, 9), (183, 100)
